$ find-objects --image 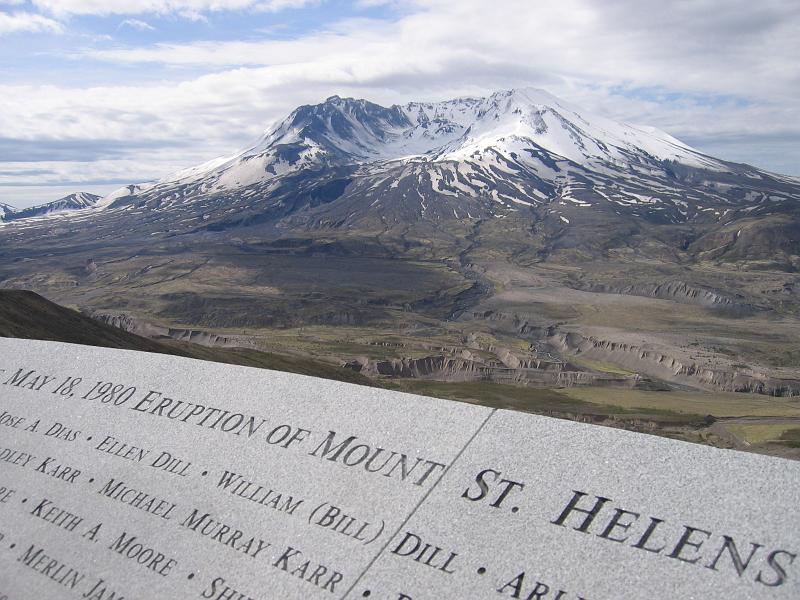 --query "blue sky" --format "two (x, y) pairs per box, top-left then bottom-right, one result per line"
(1, 0), (798, 207)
